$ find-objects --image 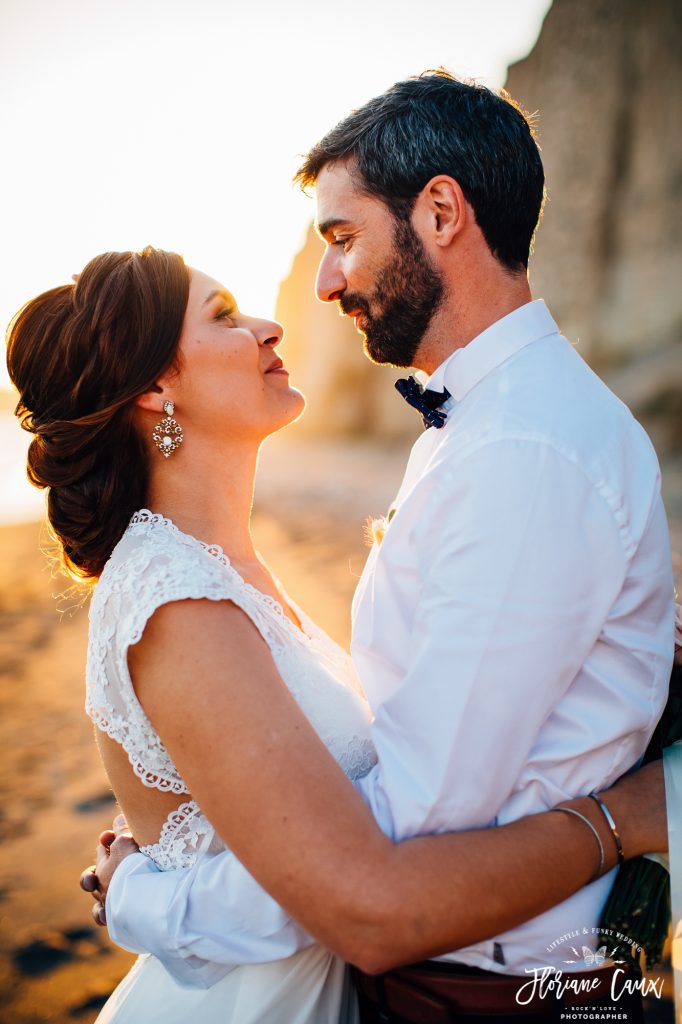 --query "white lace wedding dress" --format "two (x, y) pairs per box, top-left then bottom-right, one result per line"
(86, 510), (377, 1024)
